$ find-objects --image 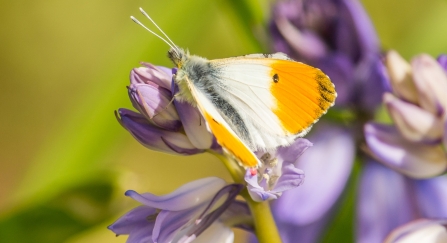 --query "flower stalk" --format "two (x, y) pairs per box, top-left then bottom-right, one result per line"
(243, 191), (282, 243)
(213, 150), (282, 243)
(208, 150), (246, 184)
